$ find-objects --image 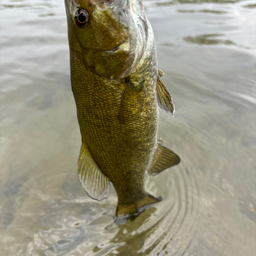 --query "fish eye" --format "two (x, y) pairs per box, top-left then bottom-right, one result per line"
(74, 9), (89, 28)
